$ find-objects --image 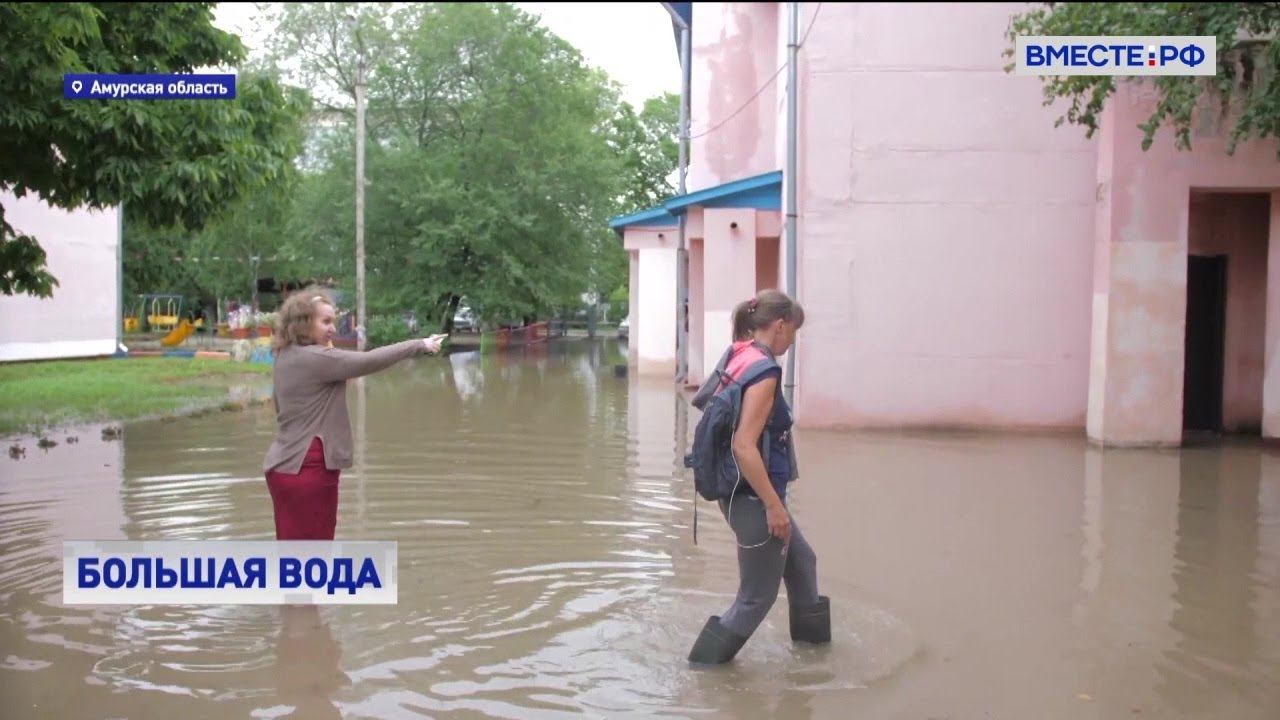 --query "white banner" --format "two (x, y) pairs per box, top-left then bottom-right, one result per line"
(63, 540), (398, 605)
(1015, 36), (1217, 76)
